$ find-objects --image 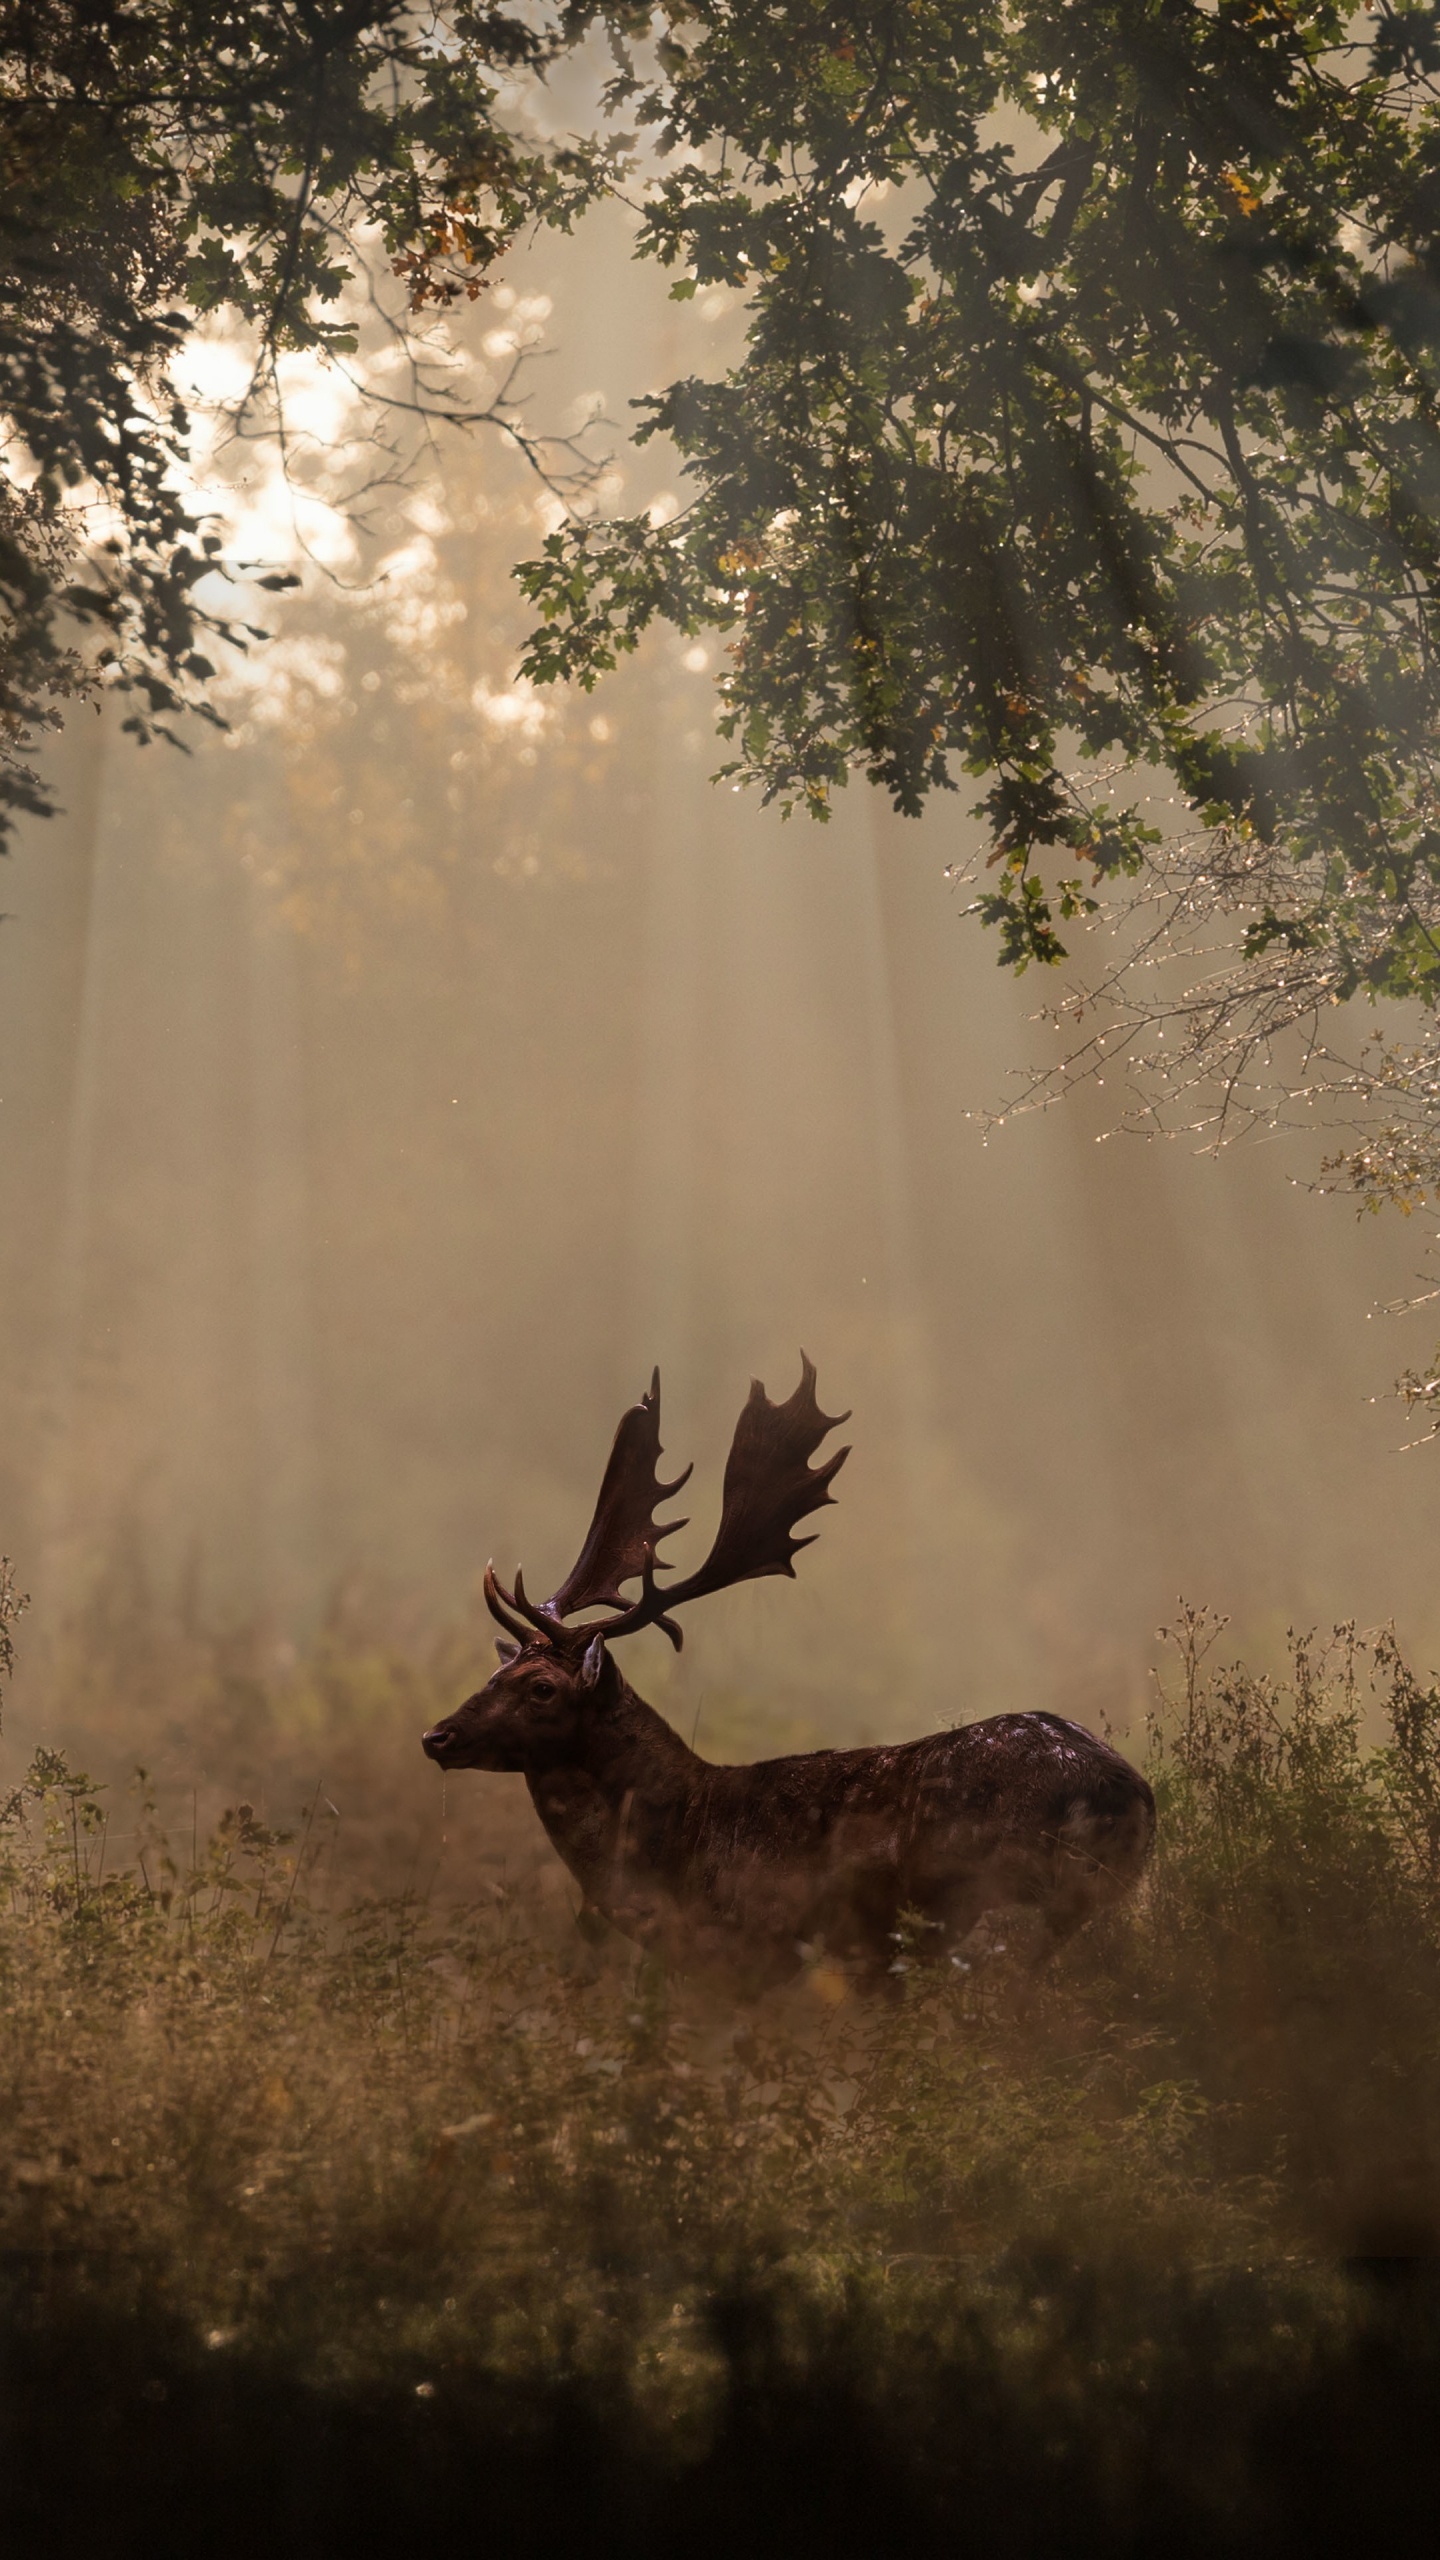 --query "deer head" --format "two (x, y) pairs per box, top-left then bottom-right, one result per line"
(421, 1357), (849, 1771)
(419, 1623), (615, 1771)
